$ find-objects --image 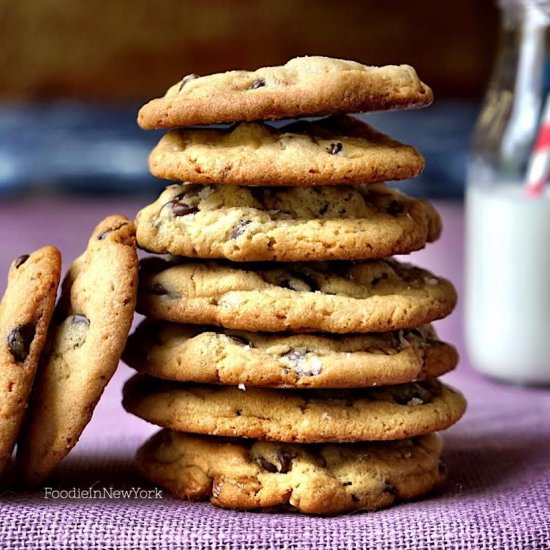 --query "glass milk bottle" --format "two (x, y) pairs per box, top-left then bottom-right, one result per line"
(466, 0), (550, 384)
